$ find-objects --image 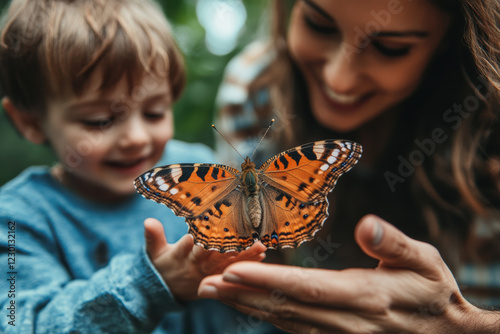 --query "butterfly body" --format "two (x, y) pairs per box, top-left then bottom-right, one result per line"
(135, 139), (362, 253)
(240, 157), (263, 229)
